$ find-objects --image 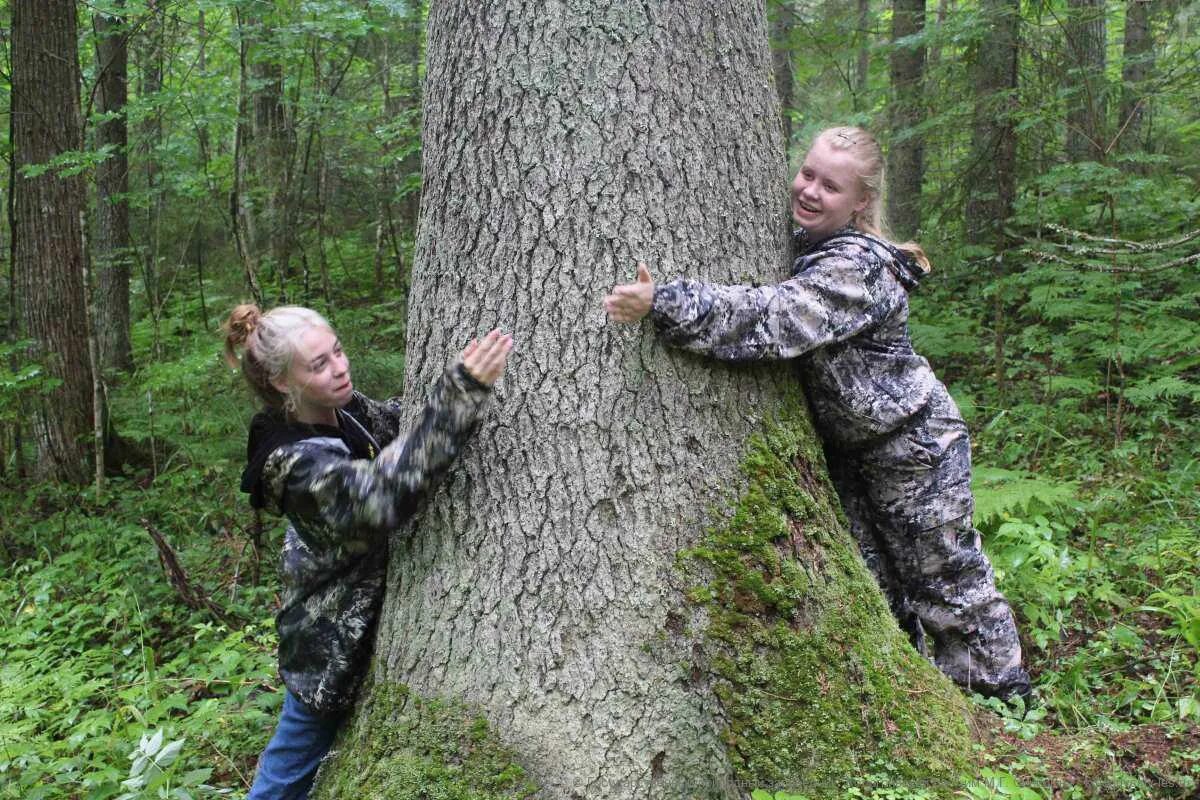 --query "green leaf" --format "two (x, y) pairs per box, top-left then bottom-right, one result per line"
(156, 737), (185, 769)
